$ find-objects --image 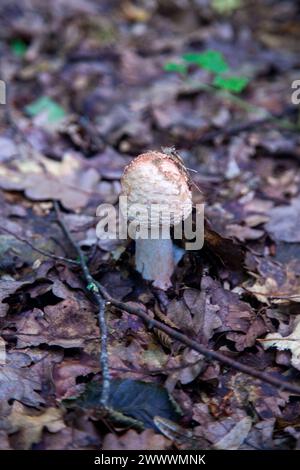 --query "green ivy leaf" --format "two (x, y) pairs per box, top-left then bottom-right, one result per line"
(25, 96), (66, 123)
(213, 74), (249, 93)
(11, 39), (28, 57)
(163, 62), (187, 74)
(182, 50), (229, 74)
